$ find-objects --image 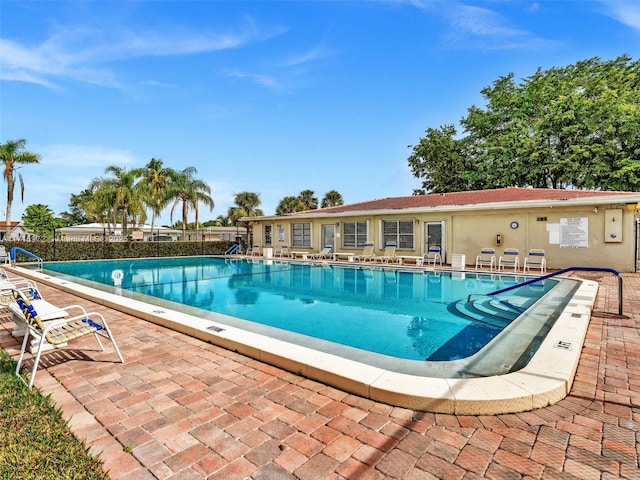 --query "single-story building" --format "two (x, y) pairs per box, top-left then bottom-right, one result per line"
(244, 187), (640, 272)
(57, 223), (182, 242)
(57, 223), (247, 243)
